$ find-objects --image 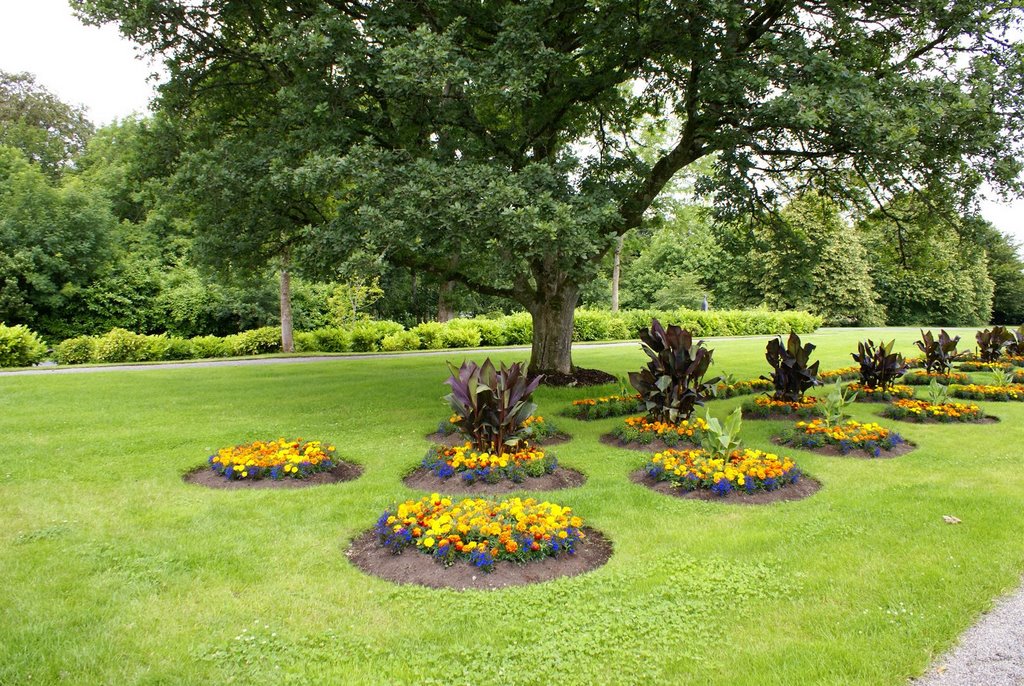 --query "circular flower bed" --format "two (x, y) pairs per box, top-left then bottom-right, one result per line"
(608, 415), (709, 448)
(881, 398), (987, 423)
(641, 447), (806, 497)
(567, 394), (643, 420)
(420, 442), (556, 484)
(903, 371), (969, 385)
(950, 384), (1024, 402)
(958, 361), (1011, 373)
(185, 438), (362, 488)
(819, 366), (861, 382)
(375, 494), (585, 571)
(740, 395), (823, 420)
(845, 383), (915, 401)
(1006, 355), (1024, 367)
(777, 419), (909, 457)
